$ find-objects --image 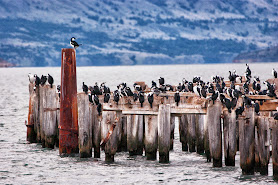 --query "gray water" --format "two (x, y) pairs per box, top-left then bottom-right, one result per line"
(1, 63), (278, 184)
